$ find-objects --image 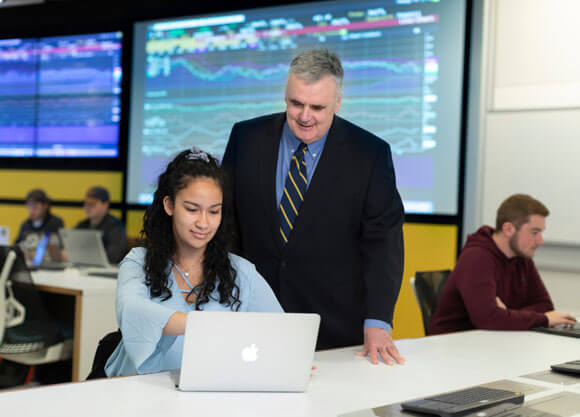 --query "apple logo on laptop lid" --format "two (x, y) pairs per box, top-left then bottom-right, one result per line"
(241, 344), (259, 362)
